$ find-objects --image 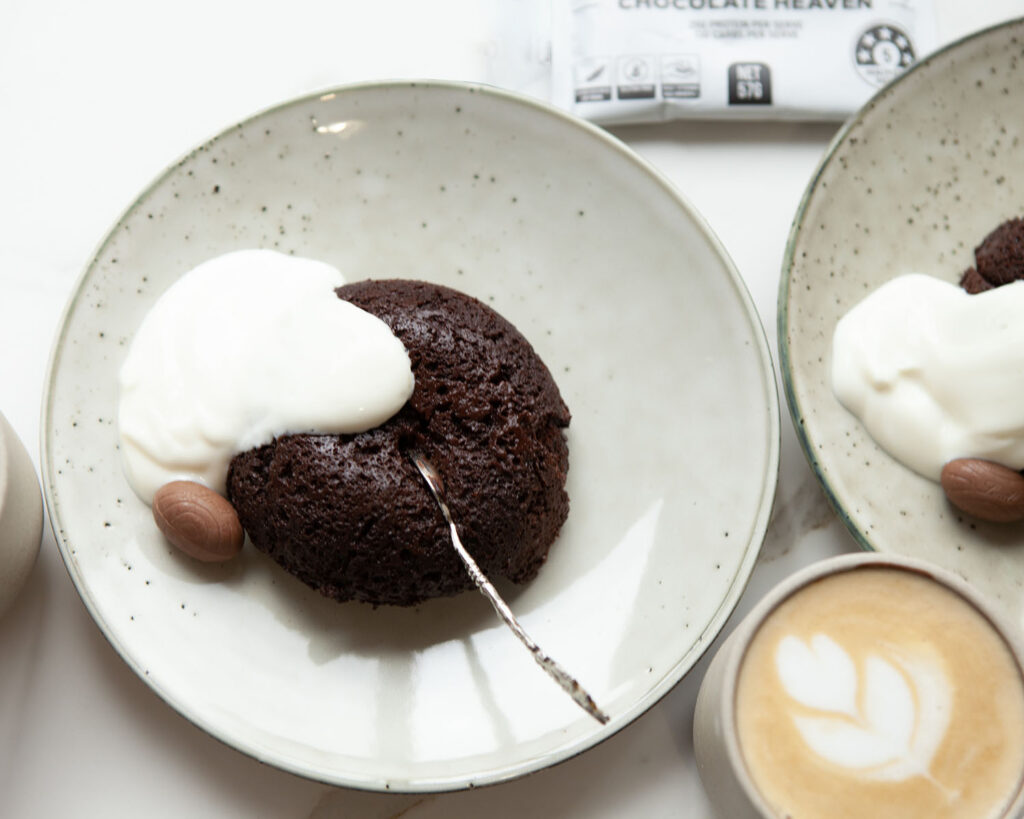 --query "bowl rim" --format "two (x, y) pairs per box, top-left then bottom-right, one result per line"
(39, 78), (781, 792)
(776, 15), (1024, 552)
